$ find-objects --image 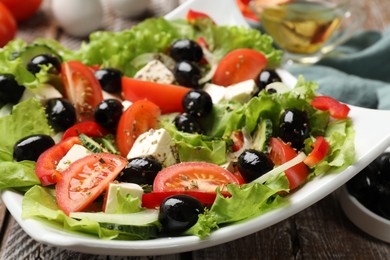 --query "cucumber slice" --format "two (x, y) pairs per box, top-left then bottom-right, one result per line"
(69, 209), (159, 226)
(99, 222), (160, 239)
(79, 134), (106, 153)
(11, 44), (62, 68)
(252, 119), (273, 152)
